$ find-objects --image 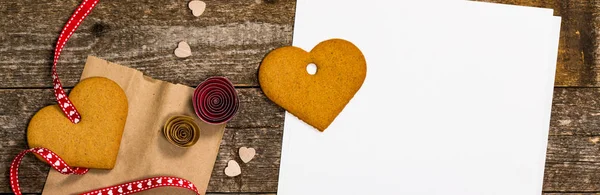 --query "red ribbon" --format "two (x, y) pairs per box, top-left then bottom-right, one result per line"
(11, 0), (201, 194)
(10, 148), (200, 195)
(52, 0), (100, 124)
